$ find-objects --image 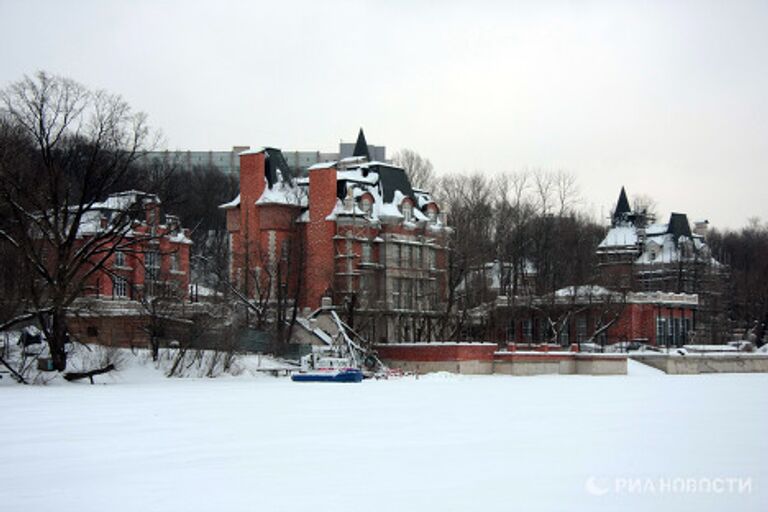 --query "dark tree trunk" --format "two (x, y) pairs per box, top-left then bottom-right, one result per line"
(64, 363), (115, 383)
(50, 310), (69, 371)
